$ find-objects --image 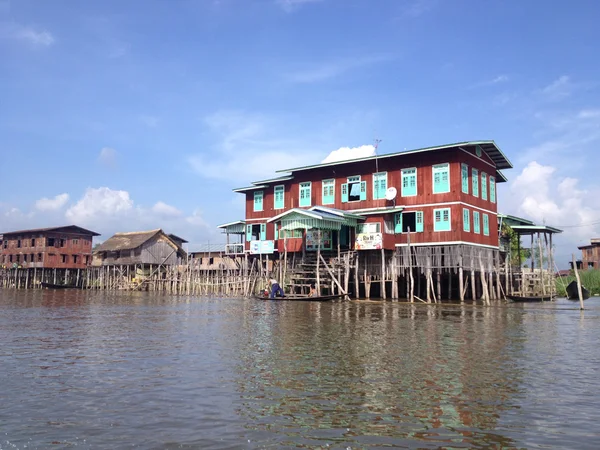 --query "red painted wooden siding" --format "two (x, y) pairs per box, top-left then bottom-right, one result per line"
(241, 146), (502, 249)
